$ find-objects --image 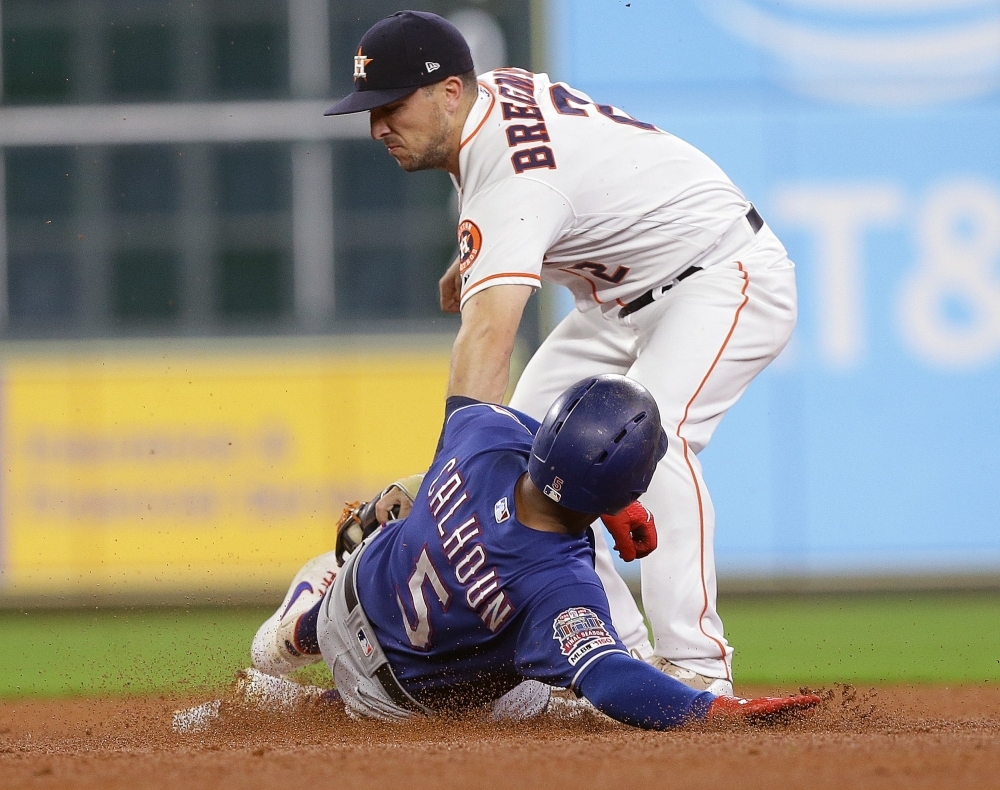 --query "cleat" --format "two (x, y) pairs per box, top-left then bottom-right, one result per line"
(251, 550), (339, 677)
(491, 680), (553, 722)
(172, 699), (221, 733)
(707, 693), (823, 724)
(172, 668), (341, 732)
(647, 656), (734, 697)
(234, 667), (329, 709)
(546, 687), (600, 718)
